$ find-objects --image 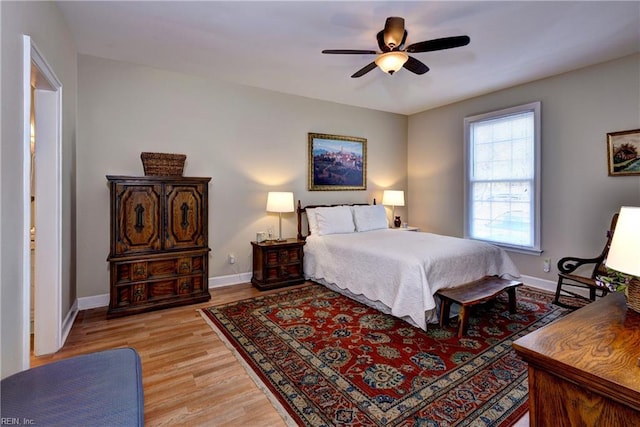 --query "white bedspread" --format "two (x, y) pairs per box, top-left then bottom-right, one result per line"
(303, 229), (520, 330)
